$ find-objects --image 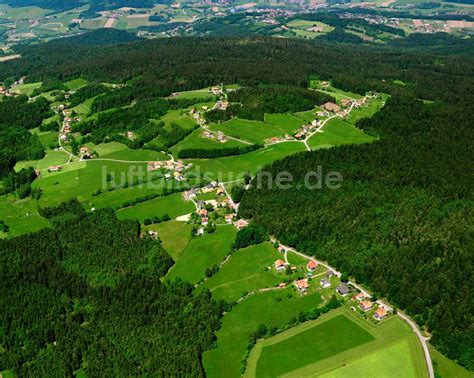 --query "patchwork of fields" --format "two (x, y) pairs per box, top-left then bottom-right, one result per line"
(0, 78), (438, 378)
